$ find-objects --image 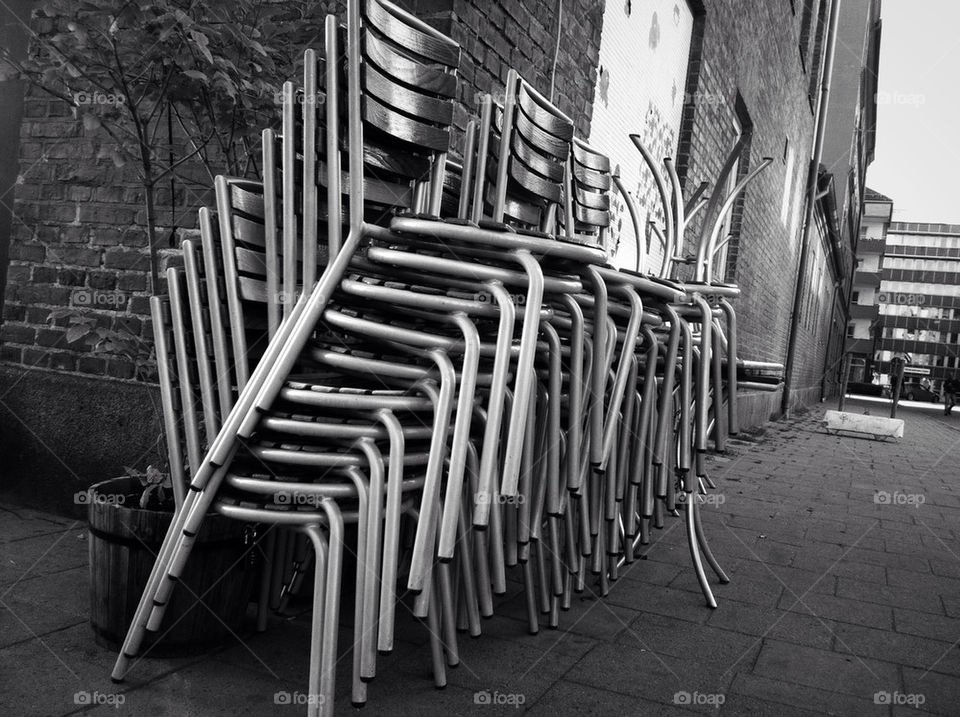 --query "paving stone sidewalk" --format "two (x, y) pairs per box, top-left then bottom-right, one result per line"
(3, 398), (960, 716)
